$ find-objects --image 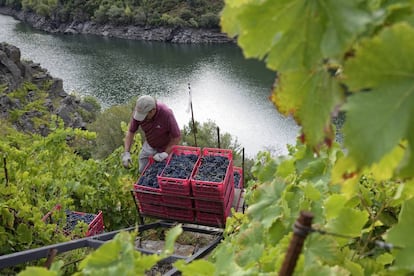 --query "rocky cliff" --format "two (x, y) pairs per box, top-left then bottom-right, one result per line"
(0, 42), (97, 135)
(0, 7), (235, 44)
